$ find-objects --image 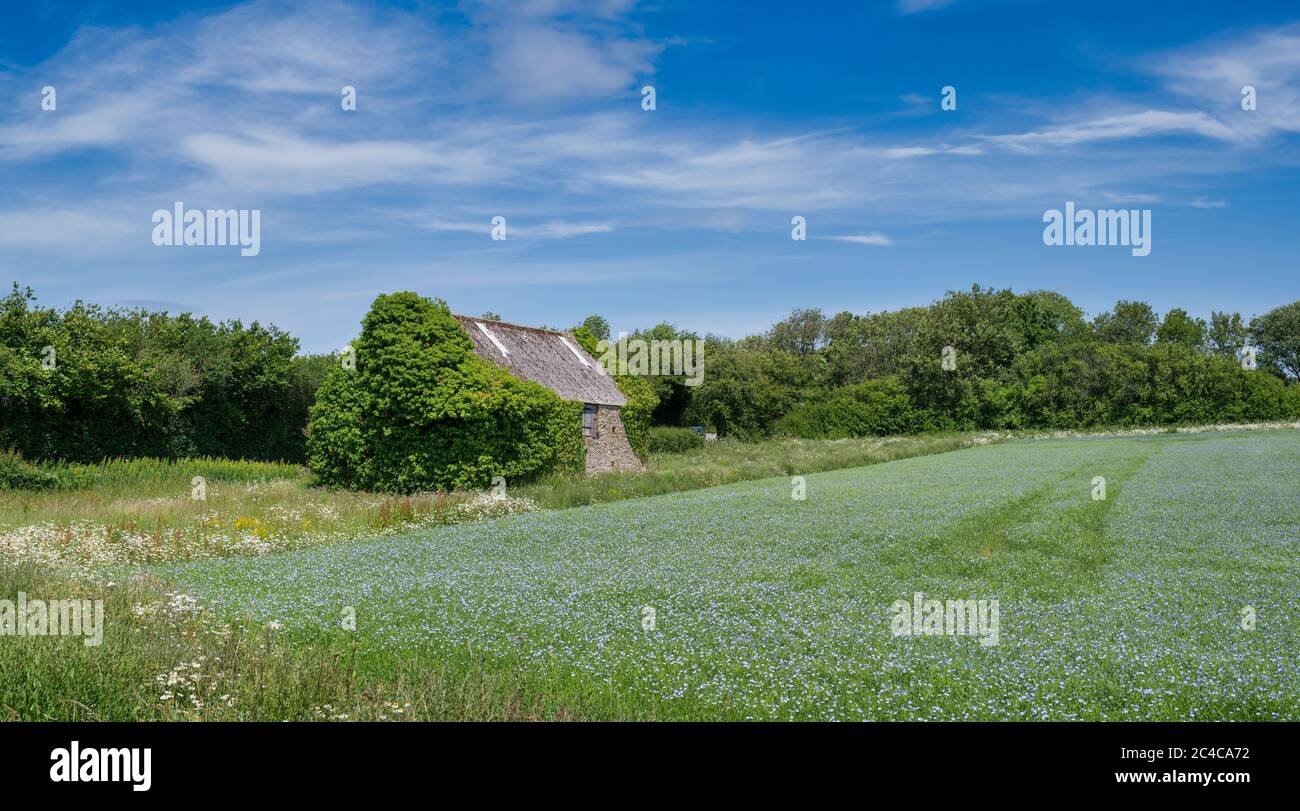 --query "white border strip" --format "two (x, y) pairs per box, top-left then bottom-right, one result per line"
(558, 335), (590, 367)
(475, 322), (510, 357)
